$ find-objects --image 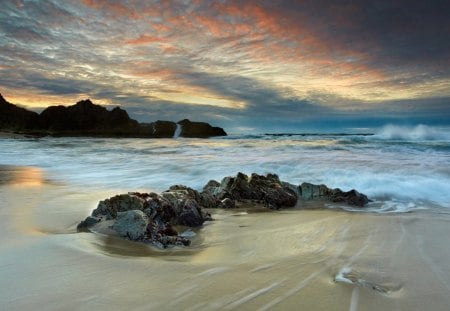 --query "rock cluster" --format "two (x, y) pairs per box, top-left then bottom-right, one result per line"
(78, 188), (211, 248)
(0, 94), (227, 138)
(78, 172), (370, 248)
(298, 182), (370, 207)
(177, 119), (227, 138)
(199, 172), (298, 209)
